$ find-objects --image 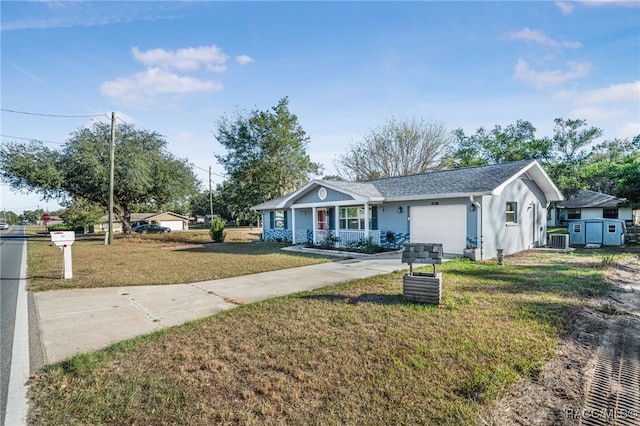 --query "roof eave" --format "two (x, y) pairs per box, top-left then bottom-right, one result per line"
(385, 191), (492, 202)
(492, 160), (564, 201)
